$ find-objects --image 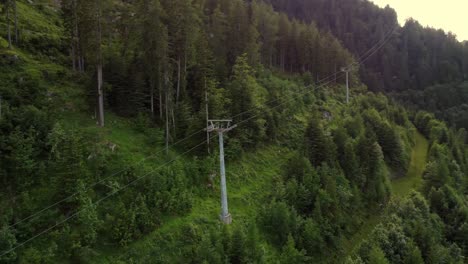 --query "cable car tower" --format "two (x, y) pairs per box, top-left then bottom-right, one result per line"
(206, 120), (237, 224)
